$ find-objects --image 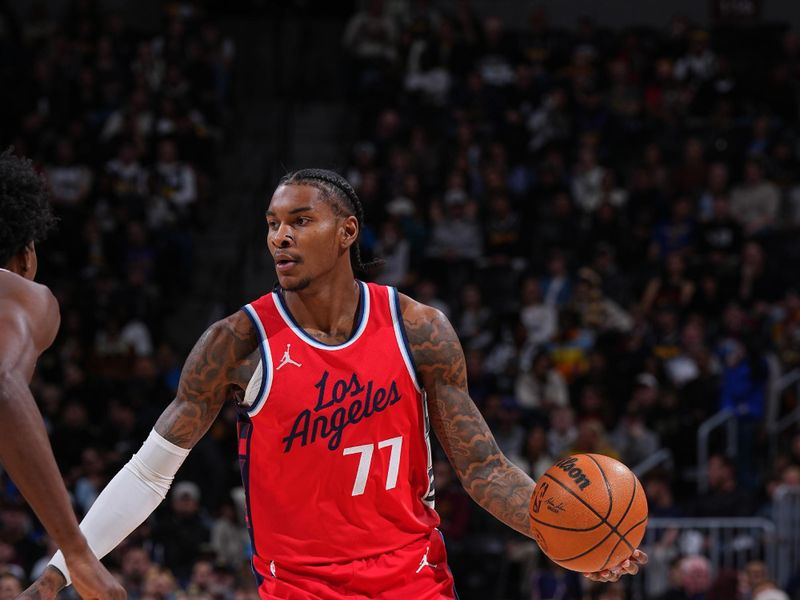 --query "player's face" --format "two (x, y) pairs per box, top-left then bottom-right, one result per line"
(266, 185), (350, 291)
